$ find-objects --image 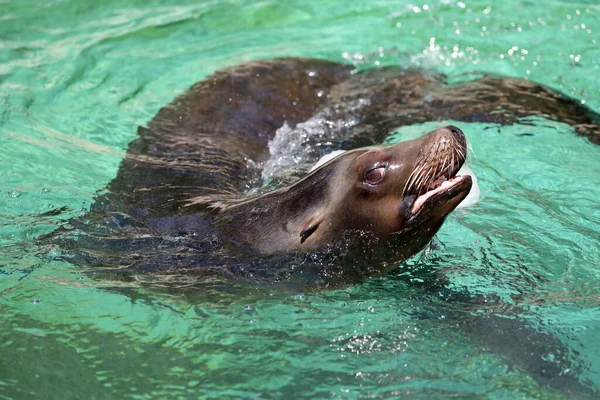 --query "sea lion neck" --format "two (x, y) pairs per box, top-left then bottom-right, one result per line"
(212, 161), (341, 253)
